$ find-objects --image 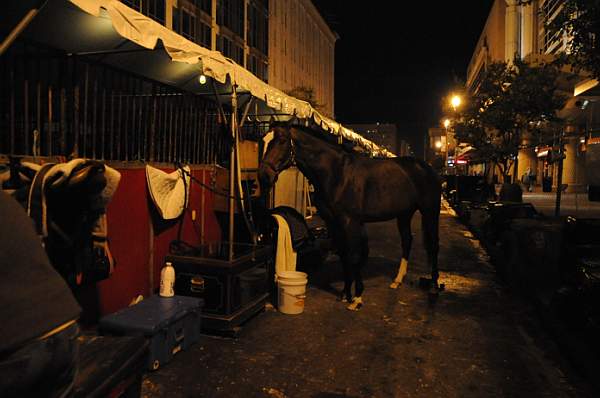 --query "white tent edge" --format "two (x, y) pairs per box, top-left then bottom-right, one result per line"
(69, 0), (396, 158)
